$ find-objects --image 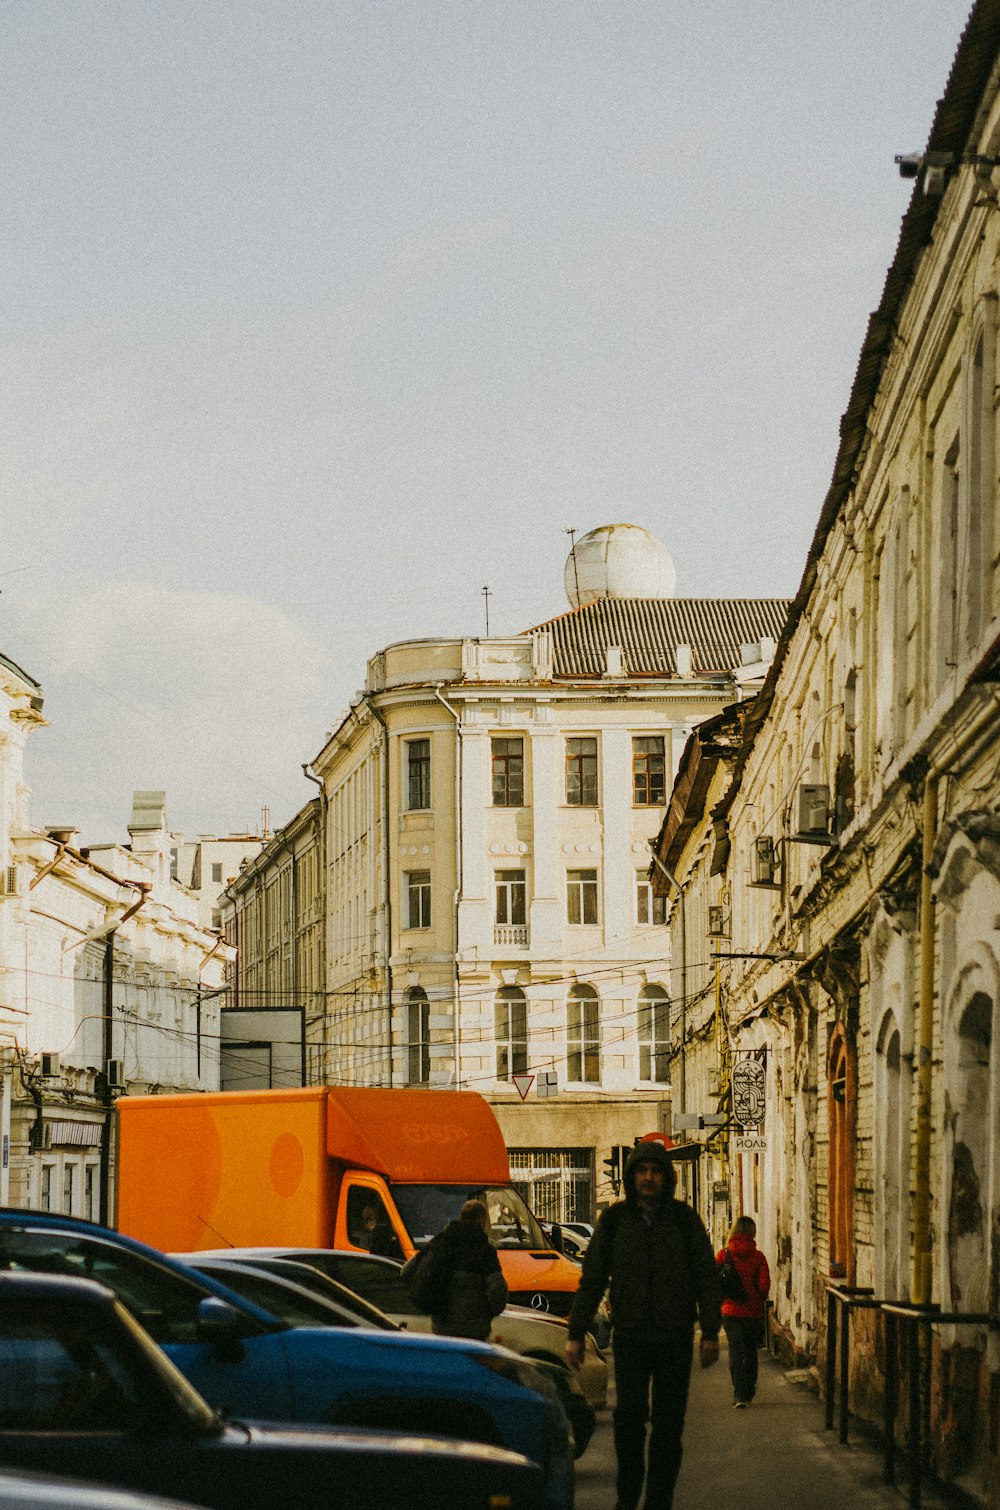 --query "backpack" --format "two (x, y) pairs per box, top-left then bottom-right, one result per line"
(402, 1241), (449, 1314)
(717, 1247), (747, 1304)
